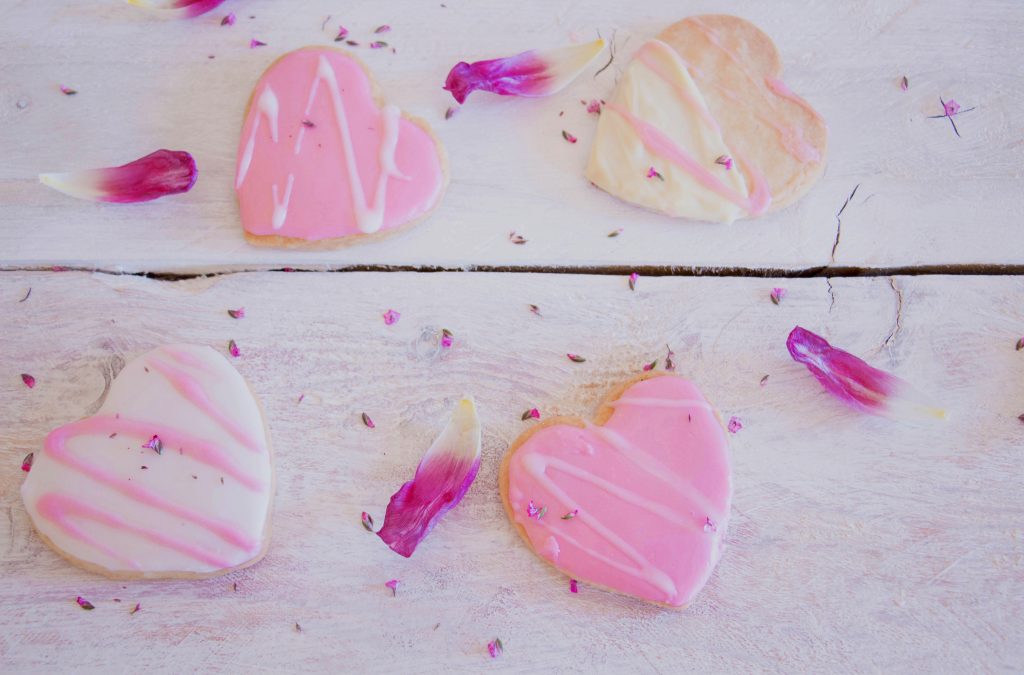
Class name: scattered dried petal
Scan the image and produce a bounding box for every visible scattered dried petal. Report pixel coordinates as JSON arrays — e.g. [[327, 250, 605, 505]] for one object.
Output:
[[585, 99, 602, 114], [664, 345, 676, 371], [727, 416, 743, 434], [302, 119, 316, 128], [943, 99, 961, 117], [1016, 337, 1024, 351], [76, 596, 95, 610], [526, 500, 547, 520], [126, 0, 227, 18], [130, 603, 141, 615], [642, 359, 657, 372], [250, 39, 267, 49], [714, 155, 733, 170], [561, 130, 578, 144], [383, 309, 400, 325], [228, 339, 241, 358], [361, 511, 375, 531], [760, 374, 770, 386], [646, 166, 664, 181], [487, 638, 504, 658], [787, 326, 946, 422], [21, 373, 36, 389], [376, 398, 482, 557], [59, 85, 77, 96], [295, 622, 302, 632], [142, 434, 163, 455], [39, 149, 197, 203], [374, 25, 391, 34], [444, 39, 605, 104], [508, 231, 528, 245], [370, 41, 388, 49], [561, 509, 578, 520], [521, 407, 540, 421], [770, 287, 787, 305], [362, 412, 376, 428], [441, 328, 454, 349], [900, 75, 909, 91], [346, 40, 360, 47], [385, 579, 399, 596], [334, 25, 349, 41], [566, 353, 586, 363], [569, 578, 579, 593], [607, 228, 623, 238], [444, 106, 458, 120], [227, 307, 245, 319], [628, 272, 638, 291], [220, 12, 235, 26], [703, 516, 717, 533], [528, 304, 541, 316], [21, 452, 34, 473]]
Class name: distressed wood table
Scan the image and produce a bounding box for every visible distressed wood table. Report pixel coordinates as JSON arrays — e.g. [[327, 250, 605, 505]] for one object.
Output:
[[1, 1, 1022, 673]]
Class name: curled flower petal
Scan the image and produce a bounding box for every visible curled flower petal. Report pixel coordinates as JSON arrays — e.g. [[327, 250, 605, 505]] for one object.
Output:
[[646, 166, 664, 181], [362, 412, 376, 428], [21, 373, 36, 388], [569, 578, 579, 593], [376, 397, 482, 557], [487, 638, 503, 658], [585, 99, 602, 114], [142, 434, 163, 455], [22, 452, 34, 472], [628, 272, 638, 291], [441, 328, 454, 349], [787, 326, 946, 422], [383, 309, 400, 325], [126, 0, 227, 18], [385, 579, 399, 595], [521, 407, 540, 421], [727, 416, 743, 434], [250, 38, 267, 49], [76, 596, 95, 610], [361, 511, 375, 531], [59, 85, 77, 96], [220, 12, 235, 26], [228, 339, 241, 358], [770, 287, 786, 305], [567, 353, 586, 363], [715, 155, 734, 170], [39, 149, 197, 203], [443, 38, 605, 104], [943, 99, 961, 117]]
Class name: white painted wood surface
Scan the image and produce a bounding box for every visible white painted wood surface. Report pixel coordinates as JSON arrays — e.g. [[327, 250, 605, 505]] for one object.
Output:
[[1, 271, 1022, 672], [1, 0, 1022, 272]]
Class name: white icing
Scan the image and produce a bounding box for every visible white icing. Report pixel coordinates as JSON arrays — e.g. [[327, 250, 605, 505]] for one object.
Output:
[[236, 85, 280, 189], [20, 344, 273, 576], [271, 174, 295, 230]]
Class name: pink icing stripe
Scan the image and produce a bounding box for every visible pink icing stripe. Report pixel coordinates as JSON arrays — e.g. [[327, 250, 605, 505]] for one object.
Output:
[[148, 355, 264, 454], [686, 19, 822, 164], [606, 101, 770, 215], [44, 415, 262, 552], [633, 41, 722, 134], [36, 493, 234, 570]]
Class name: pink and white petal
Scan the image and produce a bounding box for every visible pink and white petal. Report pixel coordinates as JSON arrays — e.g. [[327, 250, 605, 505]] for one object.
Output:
[[126, 0, 227, 18], [39, 150, 197, 203], [443, 39, 605, 104], [376, 397, 482, 557], [787, 326, 945, 423]]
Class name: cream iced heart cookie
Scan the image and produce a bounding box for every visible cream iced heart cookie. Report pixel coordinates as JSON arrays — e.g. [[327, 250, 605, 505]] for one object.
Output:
[[500, 373, 731, 607], [20, 345, 273, 579], [236, 47, 448, 248], [586, 15, 827, 223]]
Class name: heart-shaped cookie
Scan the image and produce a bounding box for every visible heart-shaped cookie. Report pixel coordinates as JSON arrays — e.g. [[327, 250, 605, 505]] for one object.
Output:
[[586, 15, 827, 223], [500, 374, 731, 607], [21, 345, 273, 579], [235, 47, 448, 247]]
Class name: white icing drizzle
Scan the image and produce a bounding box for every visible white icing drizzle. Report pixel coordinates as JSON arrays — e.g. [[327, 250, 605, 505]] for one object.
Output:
[[521, 452, 679, 598], [585, 422, 721, 522], [293, 126, 306, 155], [236, 86, 280, 189], [307, 54, 406, 234], [272, 174, 295, 230]]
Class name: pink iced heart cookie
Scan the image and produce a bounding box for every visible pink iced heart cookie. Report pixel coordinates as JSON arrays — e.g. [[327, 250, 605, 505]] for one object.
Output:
[[500, 374, 731, 607], [235, 47, 448, 248], [20, 345, 273, 579]]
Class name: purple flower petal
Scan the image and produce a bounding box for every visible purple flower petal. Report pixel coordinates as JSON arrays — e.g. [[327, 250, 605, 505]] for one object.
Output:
[[39, 149, 197, 203], [727, 416, 743, 434], [787, 326, 946, 422], [127, 0, 227, 18], [376, 398, 482, 557], [443, 39, 604, 104], [383, 309, 400, 325]]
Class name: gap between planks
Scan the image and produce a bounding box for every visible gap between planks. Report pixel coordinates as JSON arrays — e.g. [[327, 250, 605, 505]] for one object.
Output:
[[2, 262, 1023, 281]]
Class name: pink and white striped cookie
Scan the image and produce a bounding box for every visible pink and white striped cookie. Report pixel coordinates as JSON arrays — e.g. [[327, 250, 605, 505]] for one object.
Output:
[[21, 345, 273, 579]]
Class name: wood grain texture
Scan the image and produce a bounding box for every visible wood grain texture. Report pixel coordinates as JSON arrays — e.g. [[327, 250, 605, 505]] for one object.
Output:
[[1, 271, 1022, 672], [1, 0, 1022, 273]]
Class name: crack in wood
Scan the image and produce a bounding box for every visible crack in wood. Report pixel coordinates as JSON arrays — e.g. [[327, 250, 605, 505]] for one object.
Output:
[[826, 278, 836, 313], [831, 184, 861, 264], [882, 277, 904, 349]]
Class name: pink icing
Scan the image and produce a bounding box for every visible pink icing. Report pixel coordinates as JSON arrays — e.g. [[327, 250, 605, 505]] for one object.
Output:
[[40, 414, 263, 564], [236, 48, 444, 241], [606, 102, 770, 216], [506, 376, 731, 606]]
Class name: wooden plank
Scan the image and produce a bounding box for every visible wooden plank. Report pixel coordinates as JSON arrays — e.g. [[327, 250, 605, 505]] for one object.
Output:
[[1, 0, 1021, 273], [1, 270, 1021, 672]]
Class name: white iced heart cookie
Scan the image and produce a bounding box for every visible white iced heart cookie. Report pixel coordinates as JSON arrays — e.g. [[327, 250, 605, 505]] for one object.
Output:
[[586, 15, 828, 223], [20, 345, 273, 579]]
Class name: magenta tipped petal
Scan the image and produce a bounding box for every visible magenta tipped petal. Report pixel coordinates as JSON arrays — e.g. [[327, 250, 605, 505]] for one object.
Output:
[[443, 39, 604, 104], [40, 149, 197, 203], [127, 0, 227, 18], [376, 398, 482, 557], [787, 326, 945, 422]]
